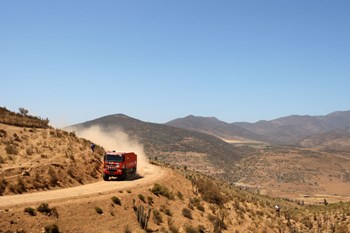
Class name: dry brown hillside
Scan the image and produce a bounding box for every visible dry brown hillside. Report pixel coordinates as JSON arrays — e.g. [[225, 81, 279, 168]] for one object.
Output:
[[230, 145, 350, 204], [0, 107, 104, 195], [1, 166, 350, 233]]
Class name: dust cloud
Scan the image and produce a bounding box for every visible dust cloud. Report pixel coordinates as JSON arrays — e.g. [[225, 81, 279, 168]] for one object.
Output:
[[71, 125, 153, 176]]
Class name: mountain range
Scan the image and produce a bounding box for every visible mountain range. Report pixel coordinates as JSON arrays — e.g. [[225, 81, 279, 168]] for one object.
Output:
[[167, 110, 350, 149]]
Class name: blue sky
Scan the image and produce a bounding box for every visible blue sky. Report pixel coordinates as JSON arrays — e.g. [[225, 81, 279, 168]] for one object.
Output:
[[1, 1, 349, 127]]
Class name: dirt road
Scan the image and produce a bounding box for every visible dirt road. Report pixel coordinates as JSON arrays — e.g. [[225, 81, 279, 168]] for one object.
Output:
[[0, 164, 166, 208]]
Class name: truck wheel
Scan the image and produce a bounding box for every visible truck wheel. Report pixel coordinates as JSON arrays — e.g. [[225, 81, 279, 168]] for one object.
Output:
[[103, 174, 109, 181], [121, 170, 127, 180]]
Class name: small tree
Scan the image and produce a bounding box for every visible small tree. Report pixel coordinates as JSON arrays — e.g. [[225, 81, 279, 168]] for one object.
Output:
[[19, 107, 29, 116]]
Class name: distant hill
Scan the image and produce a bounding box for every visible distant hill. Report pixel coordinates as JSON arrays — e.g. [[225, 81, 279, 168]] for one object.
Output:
[[300, 126, 350, 151], [68, 114, 246, 176], [166, 110, 350, 146], [166, 115, 268, 142], [234, 110, 350, 145]]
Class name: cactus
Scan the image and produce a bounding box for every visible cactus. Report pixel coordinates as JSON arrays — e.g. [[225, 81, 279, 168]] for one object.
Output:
[[135, 202, 151, 230]]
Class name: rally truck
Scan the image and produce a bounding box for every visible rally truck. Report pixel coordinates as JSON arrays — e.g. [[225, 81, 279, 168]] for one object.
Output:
[[102, 151, 137, 181]]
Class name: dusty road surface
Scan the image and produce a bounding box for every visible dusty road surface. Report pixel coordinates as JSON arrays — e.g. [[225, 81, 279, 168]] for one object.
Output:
[[0, 164, 166, 208]]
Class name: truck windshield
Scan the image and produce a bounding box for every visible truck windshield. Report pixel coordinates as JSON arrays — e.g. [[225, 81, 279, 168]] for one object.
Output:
[[105, 154, 124, 162]]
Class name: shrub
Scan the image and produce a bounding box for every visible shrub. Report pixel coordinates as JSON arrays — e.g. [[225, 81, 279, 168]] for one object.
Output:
[[44, 223, 60, 233], [5, 144, 18, 155], [26, 148, 34, 156], [48, 167, 58, 186], [153, 209, 163, 225], [0, 129, 7, 137], [124, 225, 132, 233], [169, 223, 179, 233], [37, 203, 51, 215], [150, 183, 175, 200], [184, 224, 199, 233], [95, 206, 103, 214], [24, 207, 36, 216], [195, 178, 226, 206], [177, 191, 184, 200], [182, 208, 192, 219], [197, 204, 205, 212], [50, 207, 59, 218], [190, 197, 205, 212], [147, 196, 154, 205], [15, 176, 26, 194], [0, 178, 7, 195], [111, 196, 122, 205], [160, 205, 172, 216], [138, 194, 146, 203]]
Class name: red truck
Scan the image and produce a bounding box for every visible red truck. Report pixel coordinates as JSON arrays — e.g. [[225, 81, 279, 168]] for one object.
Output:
[[102, 151, 137, 181]]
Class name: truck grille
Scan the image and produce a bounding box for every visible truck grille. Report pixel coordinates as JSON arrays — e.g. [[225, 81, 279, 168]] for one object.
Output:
[[107, 166, 117, 171]]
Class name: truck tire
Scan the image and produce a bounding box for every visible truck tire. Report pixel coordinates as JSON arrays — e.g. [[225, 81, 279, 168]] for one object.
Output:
[[132, 167, 137, 175], [103, 174, 109, 181], [120, 170, 127, 180]]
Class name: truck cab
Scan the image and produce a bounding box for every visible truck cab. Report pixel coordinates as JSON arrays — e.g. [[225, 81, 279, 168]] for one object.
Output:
[[102, 151, 137, 181]]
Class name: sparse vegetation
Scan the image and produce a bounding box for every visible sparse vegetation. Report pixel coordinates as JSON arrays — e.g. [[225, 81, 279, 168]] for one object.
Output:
[[0, 107, 49, 128], [24, 207, 36, 216], [0, 178, 7, 195], [194, 178, 226, 206], [37, 203, 52, 215], [138, 194, 146, 203], [150, 183, 175, 200], [153, 209, 163, 225], [184, 224, 199, 233], [160, 204, 172, 216], [5, 144, 19, 155], [134, 203, 151, 230], [44, 223, 60, 233], [124, 225, 132, 233], [147, 196, 154, 205], [95, 206, 103, 214], [111, 196, 122, 205], [182, 207, 192, 219]]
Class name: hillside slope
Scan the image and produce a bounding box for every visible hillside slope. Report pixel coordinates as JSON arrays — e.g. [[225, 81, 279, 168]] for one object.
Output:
[[68, 114, 246, 176], [1, 167, 349, 233], [300, 127, 350, 151], [0, 108, 104, 196]]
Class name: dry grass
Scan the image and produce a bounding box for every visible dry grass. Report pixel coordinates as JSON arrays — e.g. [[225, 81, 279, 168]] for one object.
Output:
[[0, 107, 49, 128], [0, 121, 104, 195]]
